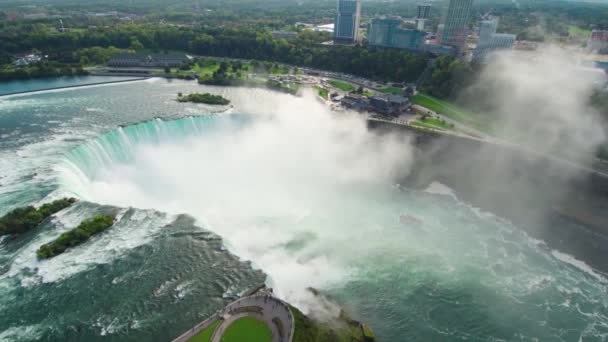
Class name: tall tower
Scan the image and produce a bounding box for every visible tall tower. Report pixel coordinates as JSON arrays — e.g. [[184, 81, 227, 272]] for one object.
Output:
[[416, 3, 431, 30], [334, 0, 362, 44], [478, 17, 498, 46], [440, 0, 473, 52]]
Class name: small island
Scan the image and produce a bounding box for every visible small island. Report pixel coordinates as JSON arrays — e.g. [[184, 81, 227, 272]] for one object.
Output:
[[0, 198, 77, 237], [177, 93, 230, 105], [36, 214, 115, 259]]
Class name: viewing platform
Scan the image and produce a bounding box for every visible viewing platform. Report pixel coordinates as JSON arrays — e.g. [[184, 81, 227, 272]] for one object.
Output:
[[172, 287, 294, 342]]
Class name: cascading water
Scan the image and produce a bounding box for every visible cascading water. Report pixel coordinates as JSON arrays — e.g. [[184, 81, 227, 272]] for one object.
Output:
[[56, 114, 250, 199], [55, 109, 608, 342], [1, 79, 607, 341]]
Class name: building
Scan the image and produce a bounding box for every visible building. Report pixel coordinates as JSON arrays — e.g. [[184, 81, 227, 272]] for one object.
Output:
[[369, 94, 410, 115], [589, 30, 608, 54], [368, 18, 426, 51], [417, 3, 431, 19], [334, 0, 362, 44], [478, 18, 499, 45], [421, 43, 455, 56], [416, 3, 431, 30], [271, 31, 298, 40], [107, 54, 192, 68], [439, 0, 474, 52], [13, 54, 42, 66], [474, 18, 515, 61], [473, 33, 515, 60], [341, 95, 369, 111]]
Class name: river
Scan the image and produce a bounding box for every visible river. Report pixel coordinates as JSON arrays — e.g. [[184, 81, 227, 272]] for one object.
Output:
[[0, 77, 606, 341]]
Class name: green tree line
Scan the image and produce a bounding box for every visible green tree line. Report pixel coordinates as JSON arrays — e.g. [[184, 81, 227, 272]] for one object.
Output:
[[0, 23, 429, 83]]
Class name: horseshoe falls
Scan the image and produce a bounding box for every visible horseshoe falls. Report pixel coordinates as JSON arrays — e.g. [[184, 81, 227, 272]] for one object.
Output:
[[0, 78, 607, 342]]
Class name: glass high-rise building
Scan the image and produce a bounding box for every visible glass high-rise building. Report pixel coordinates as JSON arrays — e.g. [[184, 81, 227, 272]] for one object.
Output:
[[474, 17, 515, 61], [334, 0, 362, 44], [478, 18, 499, 46], [440, 0, 473, 51], [417, 4, 431, 19], [368, 18, 426, 50]]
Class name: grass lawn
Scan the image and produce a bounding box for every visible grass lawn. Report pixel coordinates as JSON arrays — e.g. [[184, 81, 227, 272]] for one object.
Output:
[[187, 320, 221, 342], [377, 87, 403, 94], [568, 25, 591, 38], [412, 117, 453, 131], [192, 63, 219, 75], [423, 117, 453, 129], [362, 90, 375, 97], [411, 93, 492, 133], [269, 65, 290, 74], [328, 80, 355, 92], [221, 317, 272, 342], [411, 121, 442, 130], [315, 86, 329, 99]]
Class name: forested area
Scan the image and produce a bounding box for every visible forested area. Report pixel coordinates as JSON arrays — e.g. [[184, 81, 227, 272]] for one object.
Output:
[[0, 23, 429, 82]]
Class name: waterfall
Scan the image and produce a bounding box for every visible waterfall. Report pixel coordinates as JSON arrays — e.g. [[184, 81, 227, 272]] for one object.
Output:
[[55, 114, 250, 198]]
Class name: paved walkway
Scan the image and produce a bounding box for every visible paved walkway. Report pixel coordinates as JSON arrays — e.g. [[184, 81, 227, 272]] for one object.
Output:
[[210, 295, 294, 342]]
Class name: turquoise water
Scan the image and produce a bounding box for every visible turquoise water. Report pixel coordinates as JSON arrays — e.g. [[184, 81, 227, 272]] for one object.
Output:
[[0, 76, 140, 95], [1, 78, 607, 341]]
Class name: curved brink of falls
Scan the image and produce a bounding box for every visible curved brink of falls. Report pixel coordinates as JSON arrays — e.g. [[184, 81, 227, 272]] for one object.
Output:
[[53, 113, 608, 342]]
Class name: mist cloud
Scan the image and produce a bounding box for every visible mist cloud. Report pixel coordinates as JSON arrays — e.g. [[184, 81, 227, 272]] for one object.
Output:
[[66, 88, 414, 314], [462, 46, 606, 164]]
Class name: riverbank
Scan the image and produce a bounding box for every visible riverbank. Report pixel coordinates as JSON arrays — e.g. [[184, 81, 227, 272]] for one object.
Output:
[[0, 76, 148, 97]]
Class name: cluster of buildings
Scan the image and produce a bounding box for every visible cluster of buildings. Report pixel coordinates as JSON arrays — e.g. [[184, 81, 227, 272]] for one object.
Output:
[[589, 30, 608, 54], [339, 93, 412, 116], [332, 0, 516, 60], [12, 53, 42, 66]]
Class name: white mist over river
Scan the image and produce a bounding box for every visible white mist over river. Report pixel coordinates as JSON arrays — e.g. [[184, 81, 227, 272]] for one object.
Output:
[[0, 78, 607, 341]]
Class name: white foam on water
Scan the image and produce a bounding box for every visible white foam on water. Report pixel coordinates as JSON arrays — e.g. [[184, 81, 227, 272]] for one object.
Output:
[[423, 181, 457, 199], [54, 91, 414, 313], [50, 89, 608, 326], [551, 250, 607, 282], [2, 205, 174, 286], [0, 324, 43, 341]]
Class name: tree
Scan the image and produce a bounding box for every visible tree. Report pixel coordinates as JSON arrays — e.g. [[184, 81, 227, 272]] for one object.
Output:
[[130, 38, 144, 50], [164, 66, 170, 73]]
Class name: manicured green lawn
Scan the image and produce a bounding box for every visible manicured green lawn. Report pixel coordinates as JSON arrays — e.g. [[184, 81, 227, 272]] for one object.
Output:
[[377, 87, 403, 94], [188, 320, 221, 342], [423, 117, 453, 129], [411, 93, 492, 133], [568, 25, 591, 38], [412, 117, 453, 131], [221, 317, 272, 342], [315, 86, 329, 99], [269, 65, 289, 74], [411, 121, 442, 130], [328, 80, 354, 92], [362, 90, 374, 97], [192, 63, 219, 75]]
